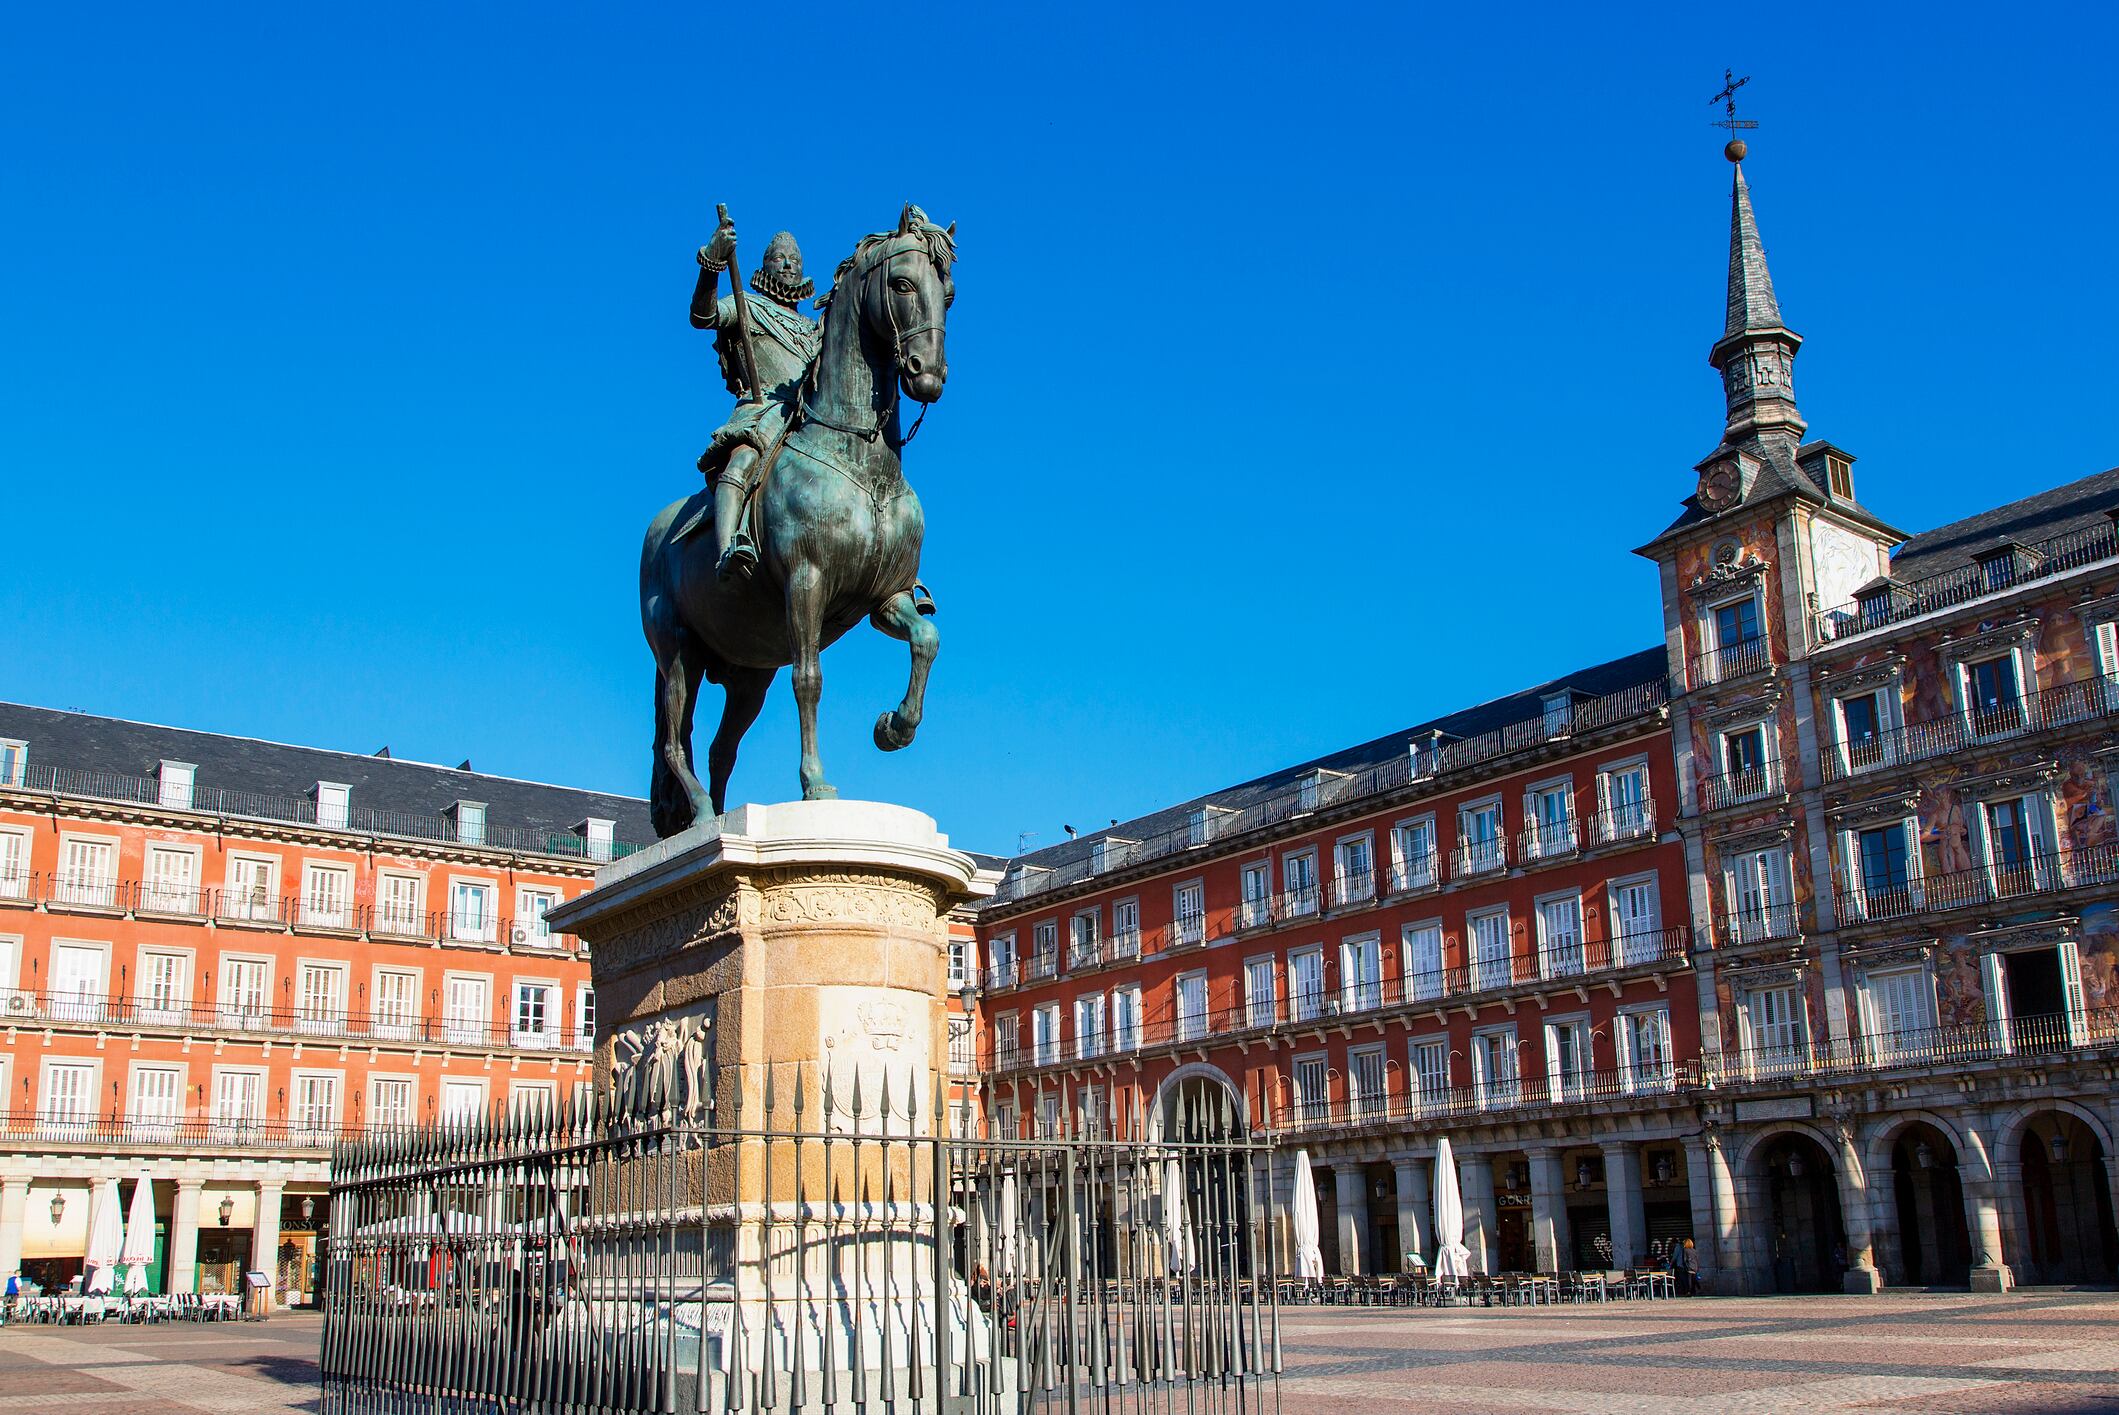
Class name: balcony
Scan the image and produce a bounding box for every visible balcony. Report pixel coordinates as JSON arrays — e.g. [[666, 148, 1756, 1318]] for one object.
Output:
[[1, 987, 593, 1053], [1168, 914, 1205, 951], [1814, 515, 2119, 643], [1275, 884, 1320, 921], [1838, 842, 2119, 925], [1517, 817, 1578, 863], [1236, 896, 1273, 931], [1451, 837, 1507, 878], [49, 871, 121, 911], [1274, 1059, 1696, 1135], [1721, 901, 1802, 947], [1329, 869, 1375, 909], [1699, 760, 1783, 812], [1387, 853, 1439, 893], [1822, 673, 2119, 784], [1067, 936, 1101, 971], [0, 1111, 392, 1154], [1586, 799, 1657, 847], [985, 958, 1018, 990], [1025, 950, 1058, 982], [1688, 636, 1772, 690], [1706, 1008, 2119, 1089], [1109, 926, 1142, 961]]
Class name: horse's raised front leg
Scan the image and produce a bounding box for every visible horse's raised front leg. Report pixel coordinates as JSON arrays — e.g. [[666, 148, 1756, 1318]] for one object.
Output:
[[784, 559, 837, 800], [705, 665, 775, 816], [869, 590, 938, 752]]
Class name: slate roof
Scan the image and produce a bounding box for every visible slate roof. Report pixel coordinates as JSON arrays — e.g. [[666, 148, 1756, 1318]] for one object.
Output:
[[1724, 163, 1784, 339], [992, 647, 1666, 886], [0, 701, 654, 853], [1885, 466, 2119, 584]]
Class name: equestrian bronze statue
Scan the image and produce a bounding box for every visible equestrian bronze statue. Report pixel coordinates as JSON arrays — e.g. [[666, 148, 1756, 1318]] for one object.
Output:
[[640, 203, 955, 836]]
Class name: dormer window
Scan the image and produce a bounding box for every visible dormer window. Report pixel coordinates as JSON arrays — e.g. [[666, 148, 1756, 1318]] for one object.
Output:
[[1541, 692, 1573, 736], [577, 817, 616, 862], [315, 781, 351, 830], [1976, 547, 2018, 594], [451, 800, 488, 846], [157, 760, 196, 809], [1825, 452, 1854, 500], [1089, 838, 1134, 874], [0, 739, 25, 787], [1855, 584, 1894, 630]]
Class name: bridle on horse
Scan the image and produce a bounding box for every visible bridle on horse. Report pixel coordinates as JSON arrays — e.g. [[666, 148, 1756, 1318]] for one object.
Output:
[[796, 232, 946, 447]]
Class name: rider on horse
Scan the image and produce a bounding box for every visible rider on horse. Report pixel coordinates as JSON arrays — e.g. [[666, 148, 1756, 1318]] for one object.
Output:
[[687, 211, 819, 583]]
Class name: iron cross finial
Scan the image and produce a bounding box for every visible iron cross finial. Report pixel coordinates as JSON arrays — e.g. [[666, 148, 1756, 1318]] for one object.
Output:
[[1711, 69, 1758, 161]]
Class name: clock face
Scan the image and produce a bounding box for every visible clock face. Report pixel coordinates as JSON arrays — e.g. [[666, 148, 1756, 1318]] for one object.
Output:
[[1698, 460, 1741, 512]]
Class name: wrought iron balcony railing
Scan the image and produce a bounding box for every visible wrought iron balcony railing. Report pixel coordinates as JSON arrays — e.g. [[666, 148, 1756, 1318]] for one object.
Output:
[[1687, 636, 1771, 690], [1704, 1008, 2119, 1088], [1822, 673, 2119, 784], [1836, 841, 2119, 925], [1275, 1061, 1696, 1134], [1451, 837, 1507, 877], [1720, 901, 1802, 947], [1387, 852, 1439, 893], [1, 987, 593, 1054], [1698, 759, 1784, 812], [1814, 516, 2119, 643], [1585, 798, 1657, 846], [1517, 816, 1578, 862], [1329, 869, 1375, 907]]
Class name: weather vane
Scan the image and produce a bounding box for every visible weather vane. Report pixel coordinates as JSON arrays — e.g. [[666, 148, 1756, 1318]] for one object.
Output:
[[1711, 68, 1758, 162]]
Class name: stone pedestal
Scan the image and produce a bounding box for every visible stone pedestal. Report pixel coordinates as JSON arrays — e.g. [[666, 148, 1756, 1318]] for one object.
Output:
[[547, 800, 999, 1407]]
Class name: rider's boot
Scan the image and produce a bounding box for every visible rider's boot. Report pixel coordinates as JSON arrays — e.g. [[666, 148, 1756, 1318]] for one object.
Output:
[[713, 454, 759, 583]]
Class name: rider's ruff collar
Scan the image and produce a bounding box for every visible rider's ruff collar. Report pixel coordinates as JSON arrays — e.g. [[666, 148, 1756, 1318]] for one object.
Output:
[[751, 267, 815, 304]]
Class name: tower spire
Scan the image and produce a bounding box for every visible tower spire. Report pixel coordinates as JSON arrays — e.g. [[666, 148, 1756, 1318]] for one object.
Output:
[[1707, 133, 1804, 447], [1724, 164, 1784, 338]]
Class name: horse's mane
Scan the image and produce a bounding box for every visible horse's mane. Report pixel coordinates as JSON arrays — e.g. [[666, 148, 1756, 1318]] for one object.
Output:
[[817, 218, 955, 313]]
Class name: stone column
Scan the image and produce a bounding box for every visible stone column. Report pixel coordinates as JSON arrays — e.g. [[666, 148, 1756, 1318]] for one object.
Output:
[[1833, 1123, 1881, 1293], [1601, 1141, 1644, 1270], [253, 1181, 284, 1305], [1688, 1131, 1740, 1289], [1957, 1115, 2013, 1293], [1459, 1154, 1496, 1274], [0, 1177, 27, 1282], [1333, 1166, 1367, 1275], [168, 1180, 203, 1296], [1527, 1148, 1569, 1273], [1393, 1155, 1429, 1270]]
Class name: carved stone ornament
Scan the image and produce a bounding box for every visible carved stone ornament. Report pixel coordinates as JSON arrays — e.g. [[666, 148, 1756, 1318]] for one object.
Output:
[[1845, 938, 1938, 972], [1726, 960, 1807, 989], [1938, 616, 2039, 664], [757, 869, 943, 934], [1826, 789, 1923, 825], [610, 999, 716, 1129], [1969, 917, 2080, 954], [1814, 653, 1906, 693], [1700, 684, 1783, 730], [1712, 818, 1796, 855], [1958, 760, 2062, 801], [593, 882, 748, 974], [1686, 551, 1771, 600]]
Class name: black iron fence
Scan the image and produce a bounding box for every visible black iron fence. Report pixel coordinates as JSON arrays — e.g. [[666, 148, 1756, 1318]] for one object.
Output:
[[321, 1069, 1282, 1414]]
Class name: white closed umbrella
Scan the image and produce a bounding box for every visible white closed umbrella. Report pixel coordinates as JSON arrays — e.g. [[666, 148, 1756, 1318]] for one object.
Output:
[[995, 1171, 1018, 1277], [1290, 1150, 1325, 1280], [1432, 1137, 1472, 1279], [83, 1177, 125, 1295], [1163, 1159, 1195, 1274], [120, 1174, 157, 1295]]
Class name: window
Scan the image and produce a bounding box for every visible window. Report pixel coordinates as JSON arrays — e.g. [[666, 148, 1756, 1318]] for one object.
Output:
[[222, 854, 278, 923], [516, 888, 561, 946], [213, 1068, 265, 1140], [1716, 723, 1774, 803], [1112, 984, 1141, 1050], [1186, 809, 1212, 847], [1545, 1016, 1592, 1100], [0, 739, 25, 787], [143, 846, 199, 914], [1862, 966, 1934, 1060], [1349, 1046, 1387, 1118], [1391, 816, 1437, 890], [1975, 794, 2055, 897], [1089, 838, 1129, 873], [1741, 984, 1806, 1074], [1077, 1082, 1106, 1137], [1851, 822, 1915, 918], [137, 950, 188, 1025], [1037, 1093, 1061, 1139], [56, 836, 117, 907], [1288, 948, 1325, 1022], [1403, 922, 1444, 1001], [1293, 1055, 1329, 1123], [131, 1065, 183, 1139], [444, 975, 491, 1045], [376, 873, 424, 936], [2094, 618, 2119, 709], [1836, 689, 1891, 773], [292, 1073, 340, 1141], [453, 801, 488, 846], [1282, 851, 1319, 916], [373, 969, 419, 1040], [1332, 835, 1374, 905], [450, 880, 498, 943], [1340, 934, 1382, 1012], [1458, 801, 1504, 874], [1963, 653, 2026, 737], [988, 932, 1017, 988], [1524, 782, 1575, 858], [1611, 877, 1663, 965], [1173, 883, 1204, 947], [1826, 452, 1855, 499], [296, 963, 348, 1036], [1073, 993, 1105, 1059], [41, 1060, 96, 1137], [510, 1080, 558, 1117], [1410, 1039, 1450, 1110], [218, 956, 270, 1030], [0, 828, 27, 899], [1297, 773, 1321, 812], [1471, 1028, 1518, 1109], [513, 981, 558, 1048], [1597, 763, 1652, 842], [50, 940, 109, 1022], [1468, 907, 1511, 991], [1111, 898, 1140, 956], [1711, 595, 1764, 675], [1542, 691, 1574, 736], [1245, 957, 1278, 1029], [1176, 972, 1207, 1041], [947, 935, 972, 990], [1032, 1003, 1061, 1064], [440, 1079, 486, 1121], [993, 1102, 1018, 1139], [1617, 1007, 1674, 1092], [1030, 921, 1059, 979], [1535, 893, 1584, 977], [1069, 910, 1100, 968], [576, 986, 596, 1051], [303, 863, 354, 929], [1725, 847, 1795, 943], [157, 761, 195, 808], [370, 1077, 414, 1131], [315, 782, 352, 830], [994, 1013, 1020, 1064], [1239, 863, 1271, 928]]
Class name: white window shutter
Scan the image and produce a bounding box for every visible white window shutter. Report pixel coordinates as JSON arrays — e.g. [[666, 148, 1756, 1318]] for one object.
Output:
[[2058, 940, 2088, 1045], [1903, 818, 1927, 906], [1838, 830, 1864, 922], [1966, 803, 1993, 893], [1980, 951, 2011, 1053]]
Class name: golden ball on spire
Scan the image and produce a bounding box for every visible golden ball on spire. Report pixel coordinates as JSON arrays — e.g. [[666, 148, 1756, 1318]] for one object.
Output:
[[1724, 138, 1748, 163]]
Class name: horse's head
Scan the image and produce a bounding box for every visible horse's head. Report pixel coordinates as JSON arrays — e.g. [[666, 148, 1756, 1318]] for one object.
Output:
[[836, 204, 955, 404]]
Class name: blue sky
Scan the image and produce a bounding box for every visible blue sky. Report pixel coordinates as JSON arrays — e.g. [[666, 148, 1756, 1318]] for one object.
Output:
[[4, 4, 2115, 856]]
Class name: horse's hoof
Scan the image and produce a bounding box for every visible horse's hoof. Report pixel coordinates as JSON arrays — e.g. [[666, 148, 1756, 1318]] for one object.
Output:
[[874, 711, 917, 752], [803, 783, 839, 801]]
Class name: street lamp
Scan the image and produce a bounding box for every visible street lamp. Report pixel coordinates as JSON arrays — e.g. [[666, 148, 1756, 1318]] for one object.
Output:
[[300, 1196, 316, 1222], [218, 1195, 234, 1227], [2051, 1134, 2068, 1162], [49, 1192, 64, 1225]]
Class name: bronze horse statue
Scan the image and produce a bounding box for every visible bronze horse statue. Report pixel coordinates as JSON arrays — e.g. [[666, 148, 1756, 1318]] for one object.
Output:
[[640, 206, 955, 835]]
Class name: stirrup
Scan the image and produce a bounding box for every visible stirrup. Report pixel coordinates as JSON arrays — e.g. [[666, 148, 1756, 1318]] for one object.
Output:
[[911, 581, 935, 616], [717, 535, 758, 584]]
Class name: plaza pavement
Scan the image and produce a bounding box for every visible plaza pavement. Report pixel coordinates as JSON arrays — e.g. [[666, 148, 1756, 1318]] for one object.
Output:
[[2, 1292, 2117, 1413]]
